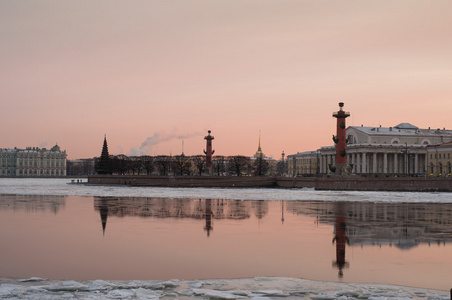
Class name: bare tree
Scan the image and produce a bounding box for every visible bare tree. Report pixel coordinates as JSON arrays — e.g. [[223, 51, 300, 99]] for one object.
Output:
[[228, 155, 250, 176], [252, 156, 270, 176], [141, 156, 155, 175], [173, 155, 192, 175], [192, 155, 206, 175], [213, 155, 226, 176], [155, 156, 172, 175]]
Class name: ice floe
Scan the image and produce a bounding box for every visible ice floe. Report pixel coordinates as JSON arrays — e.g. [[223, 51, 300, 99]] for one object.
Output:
[[0, 277, 448, 300]]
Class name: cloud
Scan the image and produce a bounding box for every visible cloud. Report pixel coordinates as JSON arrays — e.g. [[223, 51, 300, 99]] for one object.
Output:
[[127, 131, 202, 156]]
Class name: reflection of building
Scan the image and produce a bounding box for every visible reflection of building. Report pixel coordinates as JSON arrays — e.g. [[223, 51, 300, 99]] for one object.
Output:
[[0, 195, 66, 214], [286, 200, 452, 279], [426, 141, 452, 176], [93, 198, 269, 235], [286, 201, 452, 248], [0, 145, 67, 176]]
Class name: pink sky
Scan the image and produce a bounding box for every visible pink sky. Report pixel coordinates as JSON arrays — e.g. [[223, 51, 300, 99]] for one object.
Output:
[[1, 1, 451, 159]]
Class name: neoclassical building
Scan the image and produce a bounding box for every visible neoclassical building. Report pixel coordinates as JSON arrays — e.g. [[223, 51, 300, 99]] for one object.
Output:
[[286, 151, 319, 176], [319, 123, 452, 176], [426, 141, 452, 176], [0, 144, 67, 177]]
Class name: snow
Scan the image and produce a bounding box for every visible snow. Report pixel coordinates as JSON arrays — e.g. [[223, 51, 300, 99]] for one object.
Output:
[[1, 178, 451, 299], [0, 277, 448, 300], [1, 178, 452, 203]]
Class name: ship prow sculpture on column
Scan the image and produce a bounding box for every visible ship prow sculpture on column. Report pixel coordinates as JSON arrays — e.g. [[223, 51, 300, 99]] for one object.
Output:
[[330, 102, 353, 176]]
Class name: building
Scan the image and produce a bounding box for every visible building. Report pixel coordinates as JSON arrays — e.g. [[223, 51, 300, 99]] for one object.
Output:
[[0, 144, 67, 177], [286, 151, 319, 177], [319, 123, 452, 176], [426, 141, 452, 176]]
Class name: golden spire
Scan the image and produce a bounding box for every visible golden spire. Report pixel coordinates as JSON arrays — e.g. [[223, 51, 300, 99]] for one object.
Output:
[[258, 130, 262, 151]]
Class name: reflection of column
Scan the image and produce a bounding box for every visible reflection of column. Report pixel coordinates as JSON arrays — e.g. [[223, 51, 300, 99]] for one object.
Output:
[[333, 202, 349, 278], [281, 201, 285, 224], [204, 199, 213, 237]]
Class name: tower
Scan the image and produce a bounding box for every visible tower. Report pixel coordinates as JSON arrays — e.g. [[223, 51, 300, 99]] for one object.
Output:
[[331, 102, 350, 175], [204, 130, 215, 174], [254, 130, 264, 158]]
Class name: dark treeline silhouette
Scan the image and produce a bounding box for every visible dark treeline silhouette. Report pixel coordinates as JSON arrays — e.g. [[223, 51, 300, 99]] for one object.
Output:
[[88, 154, 274, 176]]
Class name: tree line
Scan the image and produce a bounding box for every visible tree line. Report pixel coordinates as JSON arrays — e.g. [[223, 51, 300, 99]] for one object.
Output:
[[80, 154, 274, 177]]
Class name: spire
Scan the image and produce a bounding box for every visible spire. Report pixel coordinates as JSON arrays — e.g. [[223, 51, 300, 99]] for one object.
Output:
[[258, 130, 262, 151], [254, 130, 264, 158]]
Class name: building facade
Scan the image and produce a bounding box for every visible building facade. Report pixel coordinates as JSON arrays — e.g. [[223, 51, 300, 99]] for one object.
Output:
[[0, 144, 67, 177], [426, 141, 452, 176], [286, 151, 319, 176], [319, 123, 452, 176]]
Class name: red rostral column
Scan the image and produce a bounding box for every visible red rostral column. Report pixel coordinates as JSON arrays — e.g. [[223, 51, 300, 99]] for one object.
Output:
[[332, 102, 350, 175], [204, 130, 215, 171]]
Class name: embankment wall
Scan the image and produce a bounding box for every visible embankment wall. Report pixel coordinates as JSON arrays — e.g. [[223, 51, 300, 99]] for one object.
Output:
[[87, 175, 452, 191]]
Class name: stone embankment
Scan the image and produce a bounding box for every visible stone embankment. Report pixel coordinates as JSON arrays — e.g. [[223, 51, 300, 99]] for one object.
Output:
[[88, 175, 452, 191]]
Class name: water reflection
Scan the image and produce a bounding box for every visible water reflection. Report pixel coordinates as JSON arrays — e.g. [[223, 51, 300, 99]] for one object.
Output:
[[94, 197, 269, 237], [2, 194, 452, 288], [0, 194, 65, 214]]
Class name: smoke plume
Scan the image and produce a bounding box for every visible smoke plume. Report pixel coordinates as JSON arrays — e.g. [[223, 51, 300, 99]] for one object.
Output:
[[127, 131, 202, 156]]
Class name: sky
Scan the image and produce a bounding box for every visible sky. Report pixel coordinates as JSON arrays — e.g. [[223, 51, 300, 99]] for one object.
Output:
[[1, 1, 451, 160]]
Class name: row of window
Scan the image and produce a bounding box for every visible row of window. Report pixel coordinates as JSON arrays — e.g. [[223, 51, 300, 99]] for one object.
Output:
[[0, 169, 65, 176], [429, 162, 452, 175], [0, 162, 64, 167], [430, 153, 451, 159]]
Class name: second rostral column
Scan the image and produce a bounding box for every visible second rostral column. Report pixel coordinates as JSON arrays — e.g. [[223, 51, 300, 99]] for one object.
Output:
[[204, 130, 215, 175], [331, 102, 350, 176]]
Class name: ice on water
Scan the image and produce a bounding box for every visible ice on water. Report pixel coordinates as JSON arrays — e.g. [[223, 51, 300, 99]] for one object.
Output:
[[1, 178, 451, 299], [1, 178, 452, 203], [0, 277, 449, 300]]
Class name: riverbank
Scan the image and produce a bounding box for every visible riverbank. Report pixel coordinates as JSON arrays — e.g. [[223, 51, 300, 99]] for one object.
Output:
[[87, 175, 452, 192]]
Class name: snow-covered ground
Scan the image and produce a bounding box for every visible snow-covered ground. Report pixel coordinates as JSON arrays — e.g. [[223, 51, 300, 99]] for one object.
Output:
[[0, 276, 449, 300], [1, 178, 452, 203], [1, 178, 451, 299]]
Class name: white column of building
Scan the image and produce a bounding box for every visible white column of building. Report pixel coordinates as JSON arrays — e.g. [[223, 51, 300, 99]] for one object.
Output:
[[414, 154, 419, 174], [394, 153, 398, 174], [355, 153, 360, 173], [373, 152, 377, 174], [384, 153, 388, 174], [362, 153, 367, 174], [319, 156, 323, 174]]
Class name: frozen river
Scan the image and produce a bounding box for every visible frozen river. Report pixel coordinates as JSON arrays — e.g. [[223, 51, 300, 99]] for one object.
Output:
[[0, 178, 450, 299]]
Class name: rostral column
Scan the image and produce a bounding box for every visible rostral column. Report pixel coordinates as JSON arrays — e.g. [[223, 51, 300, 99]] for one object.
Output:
[[204, 130, 215, 175], [332, 102, 350, 175]]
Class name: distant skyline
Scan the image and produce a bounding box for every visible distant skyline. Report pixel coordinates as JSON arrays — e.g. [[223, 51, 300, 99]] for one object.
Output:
[[1, 1, 451, 159]]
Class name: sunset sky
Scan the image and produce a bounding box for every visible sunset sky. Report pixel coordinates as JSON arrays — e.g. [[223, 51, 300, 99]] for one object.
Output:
[[1, 1, 451, 159]]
